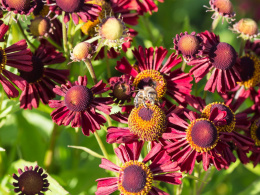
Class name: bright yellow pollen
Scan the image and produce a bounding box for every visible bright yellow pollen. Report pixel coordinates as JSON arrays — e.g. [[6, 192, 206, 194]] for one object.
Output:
[[186, 118, 219, 152], [0, 48, 7, 74], [237, 54, 260, 88], [128, 104, 167, 141], [133, 70, 167, 99], [251, 119, 260, 146], [118, 160, 153, 195], [201, 102, 236, 133]]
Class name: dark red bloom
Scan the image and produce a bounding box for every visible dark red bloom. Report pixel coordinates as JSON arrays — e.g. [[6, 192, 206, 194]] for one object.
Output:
[[1, 0, 37, 15], [116, 46, 192, 105], [0, 20, 8, 42], [245, 39, 260, 57], [0, 39, 33, 98], [49, 76, 113, 136], [136, 0, 164, 14], [47, 0, 101, 24], [96, 141, 182, 195], [19, 41, 69, 109], [187, 30, 241, 93]]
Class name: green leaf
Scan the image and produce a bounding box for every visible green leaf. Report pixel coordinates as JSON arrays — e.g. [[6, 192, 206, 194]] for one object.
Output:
[[239, 177, 260, 195]]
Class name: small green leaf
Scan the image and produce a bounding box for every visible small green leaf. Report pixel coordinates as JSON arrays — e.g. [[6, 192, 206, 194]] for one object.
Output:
[[68, 145, 105, 159]]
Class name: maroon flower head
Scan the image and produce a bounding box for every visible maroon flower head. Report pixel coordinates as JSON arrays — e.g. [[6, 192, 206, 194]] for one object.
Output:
[[0, 39, 33, 98], [1, 0, 37, 15], [96, 141, 182, 195], [245, 39, 260, 56], [49, 76, 113, 136], [116, 46, 192, 105], [19, 41, 69, 109], [47, 0, 102, 24], [188, 31, 241, 93], [12, 165, 49, 195]]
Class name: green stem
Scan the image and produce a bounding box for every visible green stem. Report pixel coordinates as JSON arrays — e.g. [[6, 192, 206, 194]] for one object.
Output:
[[197, 167, 212, 195], [94, 131, 109, 160], [17, 20, 36, 50], [43, 124, 61, 171], [211, 16, 221, 32], [3, 13, 14, 49], [85, 35, 102, 43], [84, 60, 98, 84], [142, 15, 155, 44], [92, 41, 103, 60], [105, 47, 111, 78], [46, 37, 63, 51], [62, 12, 68, 54], [239, 39, 246, 57], [181, 60, 186, 72]]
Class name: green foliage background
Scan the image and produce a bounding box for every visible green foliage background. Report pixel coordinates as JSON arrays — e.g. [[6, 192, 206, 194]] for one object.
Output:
[[0, 0, 260, 194]]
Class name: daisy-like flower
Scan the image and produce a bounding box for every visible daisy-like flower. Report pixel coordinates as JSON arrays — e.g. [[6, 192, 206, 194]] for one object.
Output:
[[0, 39, 33, 98], [173, 31, 203, 61], [163, 109, 236, 173], [49, 75, 113, 136], [204, 0, 236, 24], [47, 0, 102, 24], [19, 41, 69, 109], [96, 141, 182, 195], [187, 30, 241, 93], [116, 46, 192, 105], [1, 0, 37, 16], [107, 103, 184, 143], [230, 18, 260, 40], [108, 75, 135, 104], [28, 16, 53, 38], [136, 0, 164, 14], [12, 165, 49, 195]]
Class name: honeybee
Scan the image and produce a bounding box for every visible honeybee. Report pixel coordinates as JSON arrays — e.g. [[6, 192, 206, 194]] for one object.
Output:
[[134, 86, 158, 108]]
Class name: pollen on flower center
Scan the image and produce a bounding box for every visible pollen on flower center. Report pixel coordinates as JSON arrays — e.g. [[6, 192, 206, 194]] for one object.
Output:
[[202, 102, 236, 132], [186, 119, 219, 152], [178, 35, 200, 57], [209, 42, 237, 70], [251, 119, 260, 146], [19, 56, 44, 83], [5, 0, 31, 11], [56, 0, 84, 12], [128, 104, 167, 141], [64, 85, 93, 112], [118, 161, 153, 194], [0, 48, 7, 74], [134, 70, 167, 99], [29, 16, 51, 37]]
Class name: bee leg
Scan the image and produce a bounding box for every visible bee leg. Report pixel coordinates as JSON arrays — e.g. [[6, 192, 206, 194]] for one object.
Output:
[[142, 99, 147, 108]]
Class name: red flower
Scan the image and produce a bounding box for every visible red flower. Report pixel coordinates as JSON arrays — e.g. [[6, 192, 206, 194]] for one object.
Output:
[[136, 0, 164, 14], [187, 30, 241, 93], [19, 40, 69, 109], [49, 76, 113, 136], [1, 0, 37, 15], [116, 46, 192, 105], [0, 39, 32, 98], [96, 141, 182, 195]]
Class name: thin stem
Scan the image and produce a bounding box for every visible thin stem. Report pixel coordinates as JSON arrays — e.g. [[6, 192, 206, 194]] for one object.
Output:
[[181, 60, 187, 72], [46, 37, 63, 51], [84, 59, 98, 84], [92, 41, 103, 60], [44, 124, 61, 171], [197, 167, 212, 195], [85, 35, 102, 43], [176, 182, 183, 195], [239, 39, 246, 57], [62, 12, 68, 54], [3, 13, 14, 49], [17, 20, 36, 50], [93, 131, 109, 160], [105, 47, 111, 78], [211, 16, 221, 32]]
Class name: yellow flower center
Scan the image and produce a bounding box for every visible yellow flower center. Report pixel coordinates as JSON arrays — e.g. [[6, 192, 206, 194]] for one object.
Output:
[[0, 48, 7, 74]]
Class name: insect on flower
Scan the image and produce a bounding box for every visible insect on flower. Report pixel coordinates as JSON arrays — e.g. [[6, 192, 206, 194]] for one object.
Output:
[[134, 86, 158, 108]]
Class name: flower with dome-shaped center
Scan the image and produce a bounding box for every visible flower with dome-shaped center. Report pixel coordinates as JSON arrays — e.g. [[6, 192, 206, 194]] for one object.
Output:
[[116, 46, 192, 105], [49, 76, 113, 136], [0, 39, 33, 98], [47, 0, 101, 24], [204, 0, 236, 24], [96, 141, 182, 195], [12, 165, 49, 195], [1, 0, 37, 15], [187, 30, 241, 93], [19, 40, 69, 109]]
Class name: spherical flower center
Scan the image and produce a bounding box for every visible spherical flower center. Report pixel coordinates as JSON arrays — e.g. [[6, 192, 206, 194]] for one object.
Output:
[[251, 119, 260, 146], [186, 119, 219, 152], [236, 18, 258, 36], [128, 104, 167, 141], [209, 42, 237, 70], [238, 54, 260, 88], [133, 70, 167, 99], [113, 83, 131, 101], [100, 17, 124, 40], [212, 0, 233, 15], [72, 42, 93, 61], [202, 102, 236, 132], [18, 171, 44, 194], [5, 0, 31, 11], [19, 56, 44, 83], [118, 161, 153, 194], [0, 48, 7, 74], [29, 16, 51, 37], [64, 85, 93, 112], [56, 0, 84, 13], [178, 35, 200, 57]]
